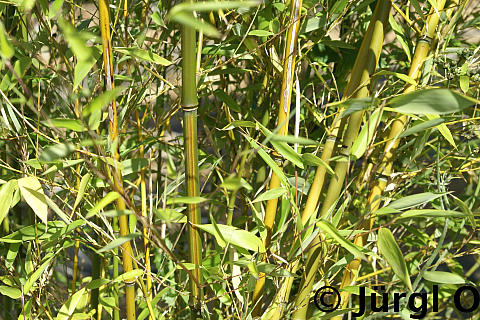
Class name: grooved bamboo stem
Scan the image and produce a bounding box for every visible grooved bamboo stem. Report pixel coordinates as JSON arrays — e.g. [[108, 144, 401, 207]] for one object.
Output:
[[251, 0, 303, 315], [181, 0, 203, 316], [290, 2, 391, 319], [98, 1, 136, 319], [336, 0, 448, 313]]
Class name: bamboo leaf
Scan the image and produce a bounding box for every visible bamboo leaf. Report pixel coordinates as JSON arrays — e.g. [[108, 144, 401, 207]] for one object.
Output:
[[398, 209, 468, 219], [56, 288, 86, 320], [82, 87, 124, 117], [155, 208, 187, 223], [252, 187, 286, 203], [248, 30, 274, 37], [425, 114, 456, 148], [39, 143, 76, 162], [399, 118, 445, 138], [24, 253, 54, 294], [351, 108, 382, 159], [316, 220, 366, 260], [195, 223, 265, 252], [18, 177, 48, 224], [0, 180, 17, 225], [302, 153, 335, 175], [423, 271, 465, 284], [389, 88, 479, 115], [214, 89, 241, 112], [42, 118, 86, 132], [98, 233, 141, 253], [86, 192, 120, 218], [387, 192, 444, 210], [113, 269, 143, 283], [0, 285, 21, 299], [168, 12, 220, 37], [166, 196, 207, 205], [257, 122, 304, 169], [242, 133, 287, 185], [115, 47, 172, 66], [377, 228, 412, 291], [73, 173, 91, 213], [0, 22, 14, 59]]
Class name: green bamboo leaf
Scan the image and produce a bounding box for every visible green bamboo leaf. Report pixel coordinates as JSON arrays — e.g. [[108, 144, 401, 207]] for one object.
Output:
[[18, 177, 48, 225], [242, 133, 287, 185], [248, 30, 274, 37], [97, 233, 141, 253], [257, 123, 304, 169], [166, 196, 207, 205], [195, 223, 265, 252], [210, 214, 227, 248], [121, 158, 148, 175], [114, 47, 172, 66], [155, 208, 187, 223], [389, 88, 479, 115], [48, 0, 64, 18], [74, 58, 98, 90], [169, 1, 258, 14], [399, 118, 445, 138], [270, 135, 317, 145], [387, 192, 444, 210], [220, 120, 256, 130], [0, 285, 21, 299], [388, 15, 411, 62], [73, 173, 91, 213], [398, 209, 468, 219], [375, 70, 416, 85], [425, 114, 456, 148], [86, 192, 120, 218], [82, 87, 124, 117], [24, 253, 54, 294], [252, 187, 286, 203], [168, 12, 220, 37], [39, 143, 76, 162], [302, 153, 335, 175], [0, 23, 14, 59], [423, 271, 465, 284], [377, 228, 412, 291], [452, 195, 476, 227], [214, 90, 241, 112], [42, 118, 86, 132], [0, 180, 17, 225], [86, 278, 110, 290], [351, 108, 383, 159], [56, 288, 86, 320], [113, 269, 143, 283], [220, 177, 252, 191], [316, 220, 366, 260]]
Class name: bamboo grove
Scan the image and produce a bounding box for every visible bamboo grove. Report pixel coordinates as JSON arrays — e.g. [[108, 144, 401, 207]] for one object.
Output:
[[0, 0, 479, 319]]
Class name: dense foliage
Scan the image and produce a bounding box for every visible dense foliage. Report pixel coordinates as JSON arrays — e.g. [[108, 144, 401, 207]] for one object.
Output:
[[0, 0, 479, 319]]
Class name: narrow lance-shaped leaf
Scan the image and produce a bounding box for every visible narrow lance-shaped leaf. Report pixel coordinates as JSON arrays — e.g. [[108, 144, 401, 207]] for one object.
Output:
[[377, 228, 412, 291], [18, 177, 48, 224]]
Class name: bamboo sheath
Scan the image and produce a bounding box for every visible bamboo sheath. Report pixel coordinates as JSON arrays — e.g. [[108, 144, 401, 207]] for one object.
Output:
[[181, 0, 203, 316], [335, 0, 448, 314], [251, 0, 303, 315], [98, 1, 136, 320]]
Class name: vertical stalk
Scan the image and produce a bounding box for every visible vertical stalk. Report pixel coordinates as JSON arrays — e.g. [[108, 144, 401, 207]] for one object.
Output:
[[251, 0, 303, 315], [136, 109, 153, 320], [290, 2, 391, 319], [181, 0, 203, 316], [98, 1, 136, 320], [336, 0, 448, 312]]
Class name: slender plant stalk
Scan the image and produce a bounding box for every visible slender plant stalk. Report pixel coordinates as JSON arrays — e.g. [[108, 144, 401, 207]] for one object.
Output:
[[99, 1, 136, 319], [136, 109, 153, 320], [335, 0, 448, 313], [251, 0, 303, 315], [289, 2, 391, 319], [181, 0, 203, 316]]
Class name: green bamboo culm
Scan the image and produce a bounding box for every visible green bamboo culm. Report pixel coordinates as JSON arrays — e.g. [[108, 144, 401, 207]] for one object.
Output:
[[250, 0, 303, 315], [181, 0, 203, 317], [98, 1, 136, 319], [291, 1, 392, 319], [335, 0, 450, 314]]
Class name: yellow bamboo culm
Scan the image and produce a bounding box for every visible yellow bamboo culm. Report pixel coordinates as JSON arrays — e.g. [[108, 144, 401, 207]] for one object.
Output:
[[335, 0, 448, 315], [98, 1, 136, 319], [251, 0, 303, 316]]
